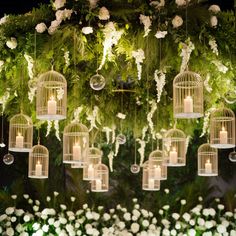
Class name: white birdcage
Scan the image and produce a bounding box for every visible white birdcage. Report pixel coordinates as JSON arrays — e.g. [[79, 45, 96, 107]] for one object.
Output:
[[91, 163, 109, 192], [173, 71, 203, 119], [162, 128, 186, 167], [28, 144, 49, 179], [63, 122, 89, 167], [36, 70, 67, 120], [8, 113, 33, 152], [210, 108, 235, 149], [198, 143, 218, 176]]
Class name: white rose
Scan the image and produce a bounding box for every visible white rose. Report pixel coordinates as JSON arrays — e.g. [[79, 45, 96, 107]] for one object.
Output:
[[116, 112, 126, 119], [131, 222, 140, 233], [35, 23, 47, 33], [210, 16, 218, 28], [172, 15, 183, 28], [188, 229, 196, 236], [6, 37, 17, 49], [123, 212, 131, 221], [175, 0, 187, 6], [88, 0, 99, 9], [53, 0, 66, 10], [182, 213, 190, 222], [6, 227, 14, 236], [98, 7, 110, 20], [82, 26, 93, 35], [180, 199, 186, 205], [155, 30, 167, 39], [5, 207, 14, 215], [54, 191, 59, 197], [217, 224, 226, 233], [142, 219, 149, 228], [23, 215, 30, 222], [208, 5, 221, 14], [0, 15, 8, 25]]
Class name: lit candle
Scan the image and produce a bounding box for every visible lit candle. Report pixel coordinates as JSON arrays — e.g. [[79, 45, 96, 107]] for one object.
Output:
[[154, 165, 161, 179], [47, 96, 57, 115], [73, 143, 81, 161], [205, 159, 212, 174], [95, 179, 102, 191], [169, 147, 178, 164], [148, 179, 155, 189], [88, 164, 94, 179], [184, 96, 193, 113], [219, 127, 228, 144], [16, 133, 24, 148], [35, 161, 42, 176]]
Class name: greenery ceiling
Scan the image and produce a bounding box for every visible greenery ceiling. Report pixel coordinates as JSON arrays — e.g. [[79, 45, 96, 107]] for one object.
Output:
[[0, 0, 235, 211]]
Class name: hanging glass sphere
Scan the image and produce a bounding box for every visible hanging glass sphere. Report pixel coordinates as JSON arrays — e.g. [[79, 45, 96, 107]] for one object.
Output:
[[3, 153, 14, 165], [229, 151, 236, 162], [90, 73, 106, 91], [130, 164, 140, 174], [116, 134, 126, 144]]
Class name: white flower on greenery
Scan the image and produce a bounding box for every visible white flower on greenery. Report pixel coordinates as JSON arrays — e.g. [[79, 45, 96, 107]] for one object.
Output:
[[15, 209, 24, 217], [33, 205, 39, 212], [6, 37, 17, 49], [155, 30, 167, 39], [5, 207, 14, 215], [60, 204, 67, 210], [0, 15, 8, 25], [172, 15, 183, 28], [163, 205, 170, 211], [88, 0, 99, 9], [46, 196, 51, 202], [217, 224, 226, 233], [225, 211, 233, 217], [23, 215, 30, 222], [6, 228, 14, 236], [212, 60, 228, 73], [171, 229, 177, 236], [124, 212, 131, 221], [56, 9, 73, 22], [141, 209, 149, 217], [54, 191, 59, 197], [98, 7, 110, 20], [218, 204, 225, 210], [131, 222, 140, 233], [197, 217, 205, 226], [35, 23, 47, 33], [205, 221, 214, 229], [181, 199, 186, 205], [53, 0, 66, 10], [82, 26, 93, 35], [210, 16, 218, 28], [209, 37, 218, 55], [10, 216, 16, 222], [132, 198, 138, 203], [209, 5, 221, 13], [182, 213, 191, 222], [175, 0, 187, 6], [136, 138, 146, 166], [132, 49, 145, 80], [102, 213, 110, 221], [142, 219, 149, 228], [188, 229, 196, 236], [133, 209, 141, 218], [116, 112, 126, 119], [189, 219, 195, 226], [139, 14, 152, 37], [198, 196, 203, 202], [164, 188, 170, 194], [33, 223, 40, 231], [159, 209, 164, 215], [162, 219, 170, 228], [172, 213, 180, 220], [154, 70, 165, 104], [162, 228, 170, 236]]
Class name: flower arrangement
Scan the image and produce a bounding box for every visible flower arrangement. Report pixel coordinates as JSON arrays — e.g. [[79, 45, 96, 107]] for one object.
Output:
[[1, 194, 236, 236]]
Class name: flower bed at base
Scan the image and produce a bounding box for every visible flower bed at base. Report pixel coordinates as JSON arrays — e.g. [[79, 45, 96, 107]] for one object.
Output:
[[0, 194, 236, 236]]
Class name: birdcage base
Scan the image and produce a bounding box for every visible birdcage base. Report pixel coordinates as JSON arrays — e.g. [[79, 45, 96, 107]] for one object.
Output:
[[210, 144, 235, 149], [166, 163, 185, 167], [71, 163, 84, 168], [9, 147, 32, 152], [64, 160, 86, 167], [198, 173, 218, 177], [91, 189, 108, 192], [37, 114, 66, 121], [142, 188, 160, 191], [175, 112, 203, 119], [28, 175, 48, 179]]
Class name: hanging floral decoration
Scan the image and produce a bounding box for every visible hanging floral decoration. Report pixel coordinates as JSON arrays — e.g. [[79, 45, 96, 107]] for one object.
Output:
[[154, 69, 166, 103], [132, 49, 145, 80]]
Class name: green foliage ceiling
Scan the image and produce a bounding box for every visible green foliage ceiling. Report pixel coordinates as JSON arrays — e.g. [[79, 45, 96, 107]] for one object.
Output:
[[0, 0, 235, 141]]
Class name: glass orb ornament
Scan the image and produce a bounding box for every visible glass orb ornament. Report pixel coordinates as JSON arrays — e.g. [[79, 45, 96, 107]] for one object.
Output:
[[229, 151, 236, 162], [130, 164, 140, 174], [90, 73, 106, 91], [116, 134, 126, 144], [3, 153, 14, 165]]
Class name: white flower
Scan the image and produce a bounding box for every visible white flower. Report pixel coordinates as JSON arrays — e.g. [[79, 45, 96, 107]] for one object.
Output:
[[103, 213, 110, 221], [132, 198, 138, 203], [123, 212, 131, 221], [6, 37, 17, 49], [172, 15, 183, 28], [209, 37, 218, 55], [5, 207, 14, 215], [53, 0, 66, 10], [56, 9, 73, 22], [6, 228, 14, 236], [60, 204, 67, 210], [208, 5, 221, 13], [54, 191, 59, 197], [132, 49, 145, 80], [197, 217, 205, 226], [141, 209, 149, 217], [23, 215, 30, 222], [163, 205, 170, 210], [70, 196, 76, 202], [83, 204, 88, 209], [205, 221, 214, 229], [159, 209, 164, 215], [161, 219, 170, 227], [210, 16, 218, 28], [217, 224, 226, 233], [98, 7, 110, 20], [88, 0, 99, 9], [198, 196, 203, 202], [0, 15, 8, 25], [162, 229, 170, 236], [116, 112, 126, 119], [132, 209, 141, 218], [181, 199, 186, 205], [155, 30, 167, 39], [35, 23, 47, 33], [134, 204, 140, 209], [48, 218, 55, 225], [218, 204, 225, 210], [164, 188, 169, 194], [171, 229, 177, 236], [189, 219, 195, 226], [139, 14, 152, 37], [118, 221, 125, 230], [188, 229, 196, 236], [10, 216, 16, 222], [172, 213, 180, 220], [33, 205, 39, 212], [175, 0, 187, 6], [46, 196, 51, 202], [15, 209, 24, 217], [33, 223, 40, 231], [82, 26, 93, 35], [42, 225, 49, 232], [131, 222, 140, 233], [142, 219, 149, 228]]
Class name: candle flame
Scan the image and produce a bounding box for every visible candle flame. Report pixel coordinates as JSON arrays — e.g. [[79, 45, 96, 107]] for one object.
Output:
[[17, 132, 21, 136], [37, 161, 40, 165], [222, 127, 225, 131], [207, 159, 210, 164], [172, 147, 176, 152], [50, 96, 55, 101], [186, 95, 192, 99]]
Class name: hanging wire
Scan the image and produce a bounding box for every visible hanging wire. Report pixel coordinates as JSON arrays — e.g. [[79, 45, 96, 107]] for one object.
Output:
[[37, 128, 40, 144], [134, 97, 137, 164], [1, 111, 4, 144]]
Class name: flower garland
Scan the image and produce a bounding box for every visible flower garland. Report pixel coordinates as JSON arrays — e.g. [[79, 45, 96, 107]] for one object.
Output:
[[24, 54, 34, 79], [86, 106, 100, 131], [0, 90, 10, 111], [154, 69, 166, 103], [139, 14, 152, 37], [209, 37, 219, 56], [136, 138, 146, 166], [204, 73, 213, 93], [147, 100, 157, 139], [200, 107, 216, 137], [108, 150, 114, 172], [212, 60, 228, 74], [132, 49, 145, 80]]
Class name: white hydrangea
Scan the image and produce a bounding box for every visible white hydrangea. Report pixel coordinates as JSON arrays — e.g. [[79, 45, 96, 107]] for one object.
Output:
[[53, 0, 66, 10], [210, 16, 218, 28], [6, 37, 17, 49], [82, 26, 93, 35], [98, 7, 110, 20], [175, 0, 187, 6], [132, 49, 145, 80], [172, 15, 183, 28], [142, 219, 149, 228], [155, 30, 167, 39], [208, 5, 221, 14], [139, 14, 152, 37], [131, 222, 140, 233], [35, 23, 47, 33]]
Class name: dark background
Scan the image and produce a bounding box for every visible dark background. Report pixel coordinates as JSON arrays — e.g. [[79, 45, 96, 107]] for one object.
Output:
[[0, 0, 234, 16]]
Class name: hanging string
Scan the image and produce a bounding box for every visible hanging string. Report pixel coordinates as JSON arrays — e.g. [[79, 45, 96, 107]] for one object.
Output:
[[37, 128, 40, 144], [73, 28, 76, 74], [1, 111, 4, 144], [134, 98, 137, 164]]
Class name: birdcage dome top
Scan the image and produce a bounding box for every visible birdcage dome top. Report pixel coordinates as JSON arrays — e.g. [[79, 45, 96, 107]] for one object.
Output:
[[173, 71, 202, 89], [10, 113, 33, 125], [64, 122, 89, 134], [149, 150, 162, 160], [164, 128, 186, 139], [31, 144, 48, 155], [94, 163, 108, 171], [198, 143, 217, 153], [211, 108, 235, 120]]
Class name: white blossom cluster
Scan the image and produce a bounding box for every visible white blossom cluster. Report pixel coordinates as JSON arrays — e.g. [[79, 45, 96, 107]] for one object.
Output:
[[212, 60, 228, 74], [147, 100, 157, 139], [139, 14, 152, 37], [209, 37, 219, 56], [200, 107, 216, 137], [154, 69, 166, 103], [132, 49, 145, 80], [0, 194, 236, 235]]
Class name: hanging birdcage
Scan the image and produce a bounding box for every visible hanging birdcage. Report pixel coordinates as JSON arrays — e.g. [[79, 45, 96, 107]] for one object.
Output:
[[91, 163, 109, 192], [210, 108, 235, 149], [63, 122, 89, 167], [198, 143, 218, 176], [36, 70, 67, 120], [162, 128, 186, 167], [83, 147, 102, 181], [28, 144, 49, 179], [173, 71, 203, 119], [148, 150, 167, 180], [8, 113, 33, 152], [142, 160, 161, 191]]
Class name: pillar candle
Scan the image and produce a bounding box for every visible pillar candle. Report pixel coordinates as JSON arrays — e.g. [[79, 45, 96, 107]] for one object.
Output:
[[96, 179, 102, 190], [184, 96, 193, 113], [88, 164, 94, 179], [47, 96, 57, 115], [169, 147, 178, 164], [154, 165, 161, 179], [219, 127, 228, 144], [16, 133, 24, 148], [148, 179, 155, 189], [205, 159, 212, 174], [73, 143, 81, 161], [35, 161, 42, 176]]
